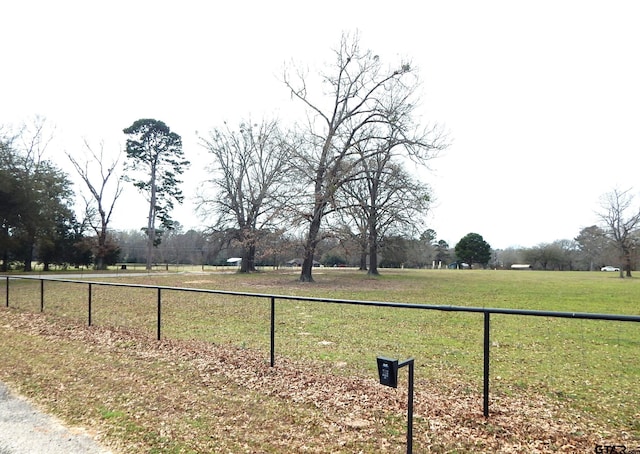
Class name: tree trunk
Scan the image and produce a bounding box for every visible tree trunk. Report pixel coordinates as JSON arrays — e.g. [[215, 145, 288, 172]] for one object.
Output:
[[146, 169, 157, 271], [300, 204, 324, 282], [23, 241, 34, 272], [94, 230, 107, 270], [625, 254, 633, 278], [300, 227, 320, 282], [368, 242, 379, 276], [240, 247, 250, 273], [94, 255, 105, 271], [239, 244, 257, 273], [94, 245, 106, 270], [238, 226, 257, 273], [146, 227, 154, 270], [367, 207, 379, 276], [619, 247, 632, 278], [248, 244, 257, 271], [300, 254, 314, 282], [359, 252, 367, 271], [94, 250, 104, 270]]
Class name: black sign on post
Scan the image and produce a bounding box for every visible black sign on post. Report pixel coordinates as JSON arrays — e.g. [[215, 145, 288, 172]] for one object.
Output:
[[377, 356, 399, 388], [376, 356, 415, 454]]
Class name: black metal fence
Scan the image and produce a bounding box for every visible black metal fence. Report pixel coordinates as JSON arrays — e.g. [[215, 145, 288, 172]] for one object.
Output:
[[4, 275, 640, 417]]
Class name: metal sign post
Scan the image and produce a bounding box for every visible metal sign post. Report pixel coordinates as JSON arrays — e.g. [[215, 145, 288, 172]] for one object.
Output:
[[377, 356, 415, 454]]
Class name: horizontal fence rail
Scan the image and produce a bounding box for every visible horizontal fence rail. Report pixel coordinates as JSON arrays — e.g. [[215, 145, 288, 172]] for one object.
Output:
[[4, 275, 640, 418]]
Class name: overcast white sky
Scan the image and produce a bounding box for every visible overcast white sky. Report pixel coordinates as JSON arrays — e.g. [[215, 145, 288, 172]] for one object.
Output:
[[2, 1, 639, 249]]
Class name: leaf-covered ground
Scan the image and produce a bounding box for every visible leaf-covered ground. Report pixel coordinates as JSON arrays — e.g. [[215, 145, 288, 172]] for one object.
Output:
[[0, 308, 634, 453]]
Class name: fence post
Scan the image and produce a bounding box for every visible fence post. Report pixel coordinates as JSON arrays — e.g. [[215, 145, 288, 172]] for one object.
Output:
[[5, 276, 8, 308], [157, 288, 162, 341], [88, 283, 92, 326], [270, 296, 275, 367], [483, 311, 491, 417], [405, 359, 415, 454], [40, 279, 44, 313]]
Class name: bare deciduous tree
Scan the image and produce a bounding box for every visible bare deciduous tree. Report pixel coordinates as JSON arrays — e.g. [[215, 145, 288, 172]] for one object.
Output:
[[284, 32, 445, 282], [338, 155, 432, 275], [67, 139, 123, 269], [198, 119, 293, 272], [597, 188, 640, 277]]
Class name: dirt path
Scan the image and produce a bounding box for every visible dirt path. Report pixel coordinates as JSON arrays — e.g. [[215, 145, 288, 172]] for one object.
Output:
[[0, 382, 111, 454]]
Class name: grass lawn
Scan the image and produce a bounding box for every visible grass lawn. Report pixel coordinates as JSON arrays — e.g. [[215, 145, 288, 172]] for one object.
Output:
[[1, 268, 639, 452]]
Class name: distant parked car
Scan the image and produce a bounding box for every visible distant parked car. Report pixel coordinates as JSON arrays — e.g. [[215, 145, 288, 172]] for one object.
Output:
[[601, 266, 620, 272]]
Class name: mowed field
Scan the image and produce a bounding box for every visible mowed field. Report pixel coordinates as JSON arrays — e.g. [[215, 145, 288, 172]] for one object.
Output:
[[0, 268, 639, 453]]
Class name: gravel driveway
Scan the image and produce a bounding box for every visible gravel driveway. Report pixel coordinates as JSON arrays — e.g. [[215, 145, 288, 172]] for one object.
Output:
[[0, 382, 111, 454]]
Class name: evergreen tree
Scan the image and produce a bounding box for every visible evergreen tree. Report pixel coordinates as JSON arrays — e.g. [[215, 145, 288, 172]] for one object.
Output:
[[454, 233, 492, 268], [123, 119, 189, 270]]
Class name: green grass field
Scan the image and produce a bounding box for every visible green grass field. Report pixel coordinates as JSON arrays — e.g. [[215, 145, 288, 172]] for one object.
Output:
[[2, 268, 639, 452]]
